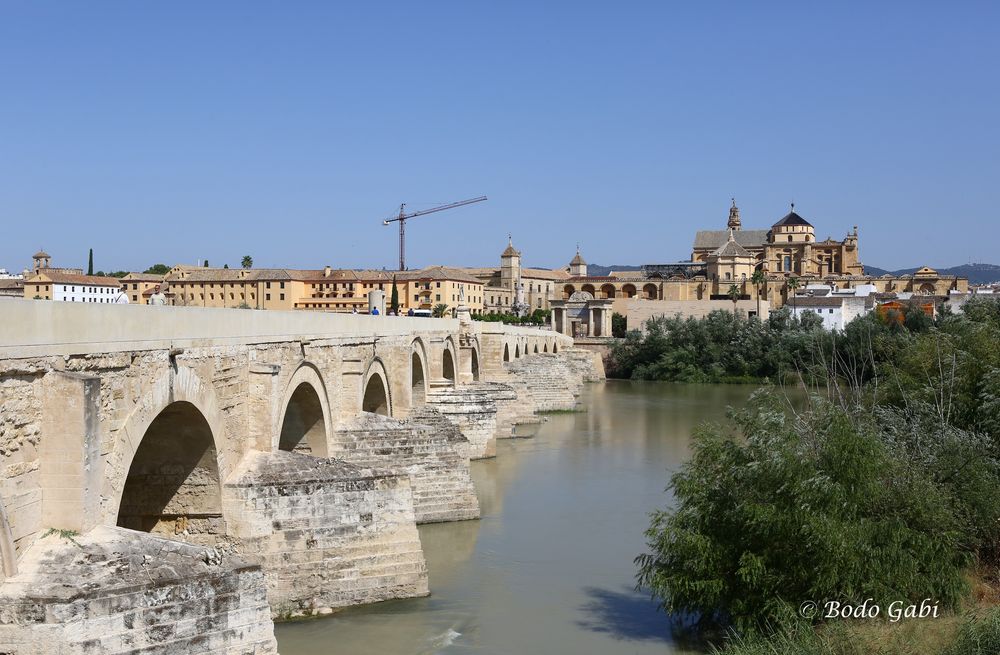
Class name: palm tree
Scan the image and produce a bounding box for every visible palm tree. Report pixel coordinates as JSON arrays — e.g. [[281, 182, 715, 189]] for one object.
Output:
[[751, 269, 766, 320], [727, 284, 742, 317], [241, 255, 253, 269], [787, 277, 800, 317], [432, 303, 449, 318]]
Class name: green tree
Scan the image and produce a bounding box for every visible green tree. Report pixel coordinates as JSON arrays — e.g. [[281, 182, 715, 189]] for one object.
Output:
[[87, 248, 93, 275], [241, 255, 253, 269], [750, 269, 766, 320], [612, 312, 627, 338], [636, 394, 975, 634], [390, 275, 399, 314], [203, 260, 209, 267], [728, 284, 742, 317], [143, 264, 170, 275], [787, 277, 800, 315], [432, 303, 449, 318]]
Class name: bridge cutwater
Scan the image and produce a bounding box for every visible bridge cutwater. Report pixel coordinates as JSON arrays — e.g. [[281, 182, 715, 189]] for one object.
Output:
[[0, 300, 603, 654]]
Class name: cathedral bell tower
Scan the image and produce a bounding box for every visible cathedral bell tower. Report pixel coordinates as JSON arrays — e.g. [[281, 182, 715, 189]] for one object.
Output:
[[727, 198, 741, 231]]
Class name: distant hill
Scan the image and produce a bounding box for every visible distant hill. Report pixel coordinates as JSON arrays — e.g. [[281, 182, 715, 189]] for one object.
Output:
[[587, 264, 643, 276], [864, 263, 1000, 285], [588, 262, 1000, 285]]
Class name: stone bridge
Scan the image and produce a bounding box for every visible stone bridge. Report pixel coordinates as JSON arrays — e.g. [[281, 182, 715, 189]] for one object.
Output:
[[0, 300, 603, 654]]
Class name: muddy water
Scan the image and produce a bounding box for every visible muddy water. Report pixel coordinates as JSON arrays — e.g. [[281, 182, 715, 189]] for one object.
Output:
[[276, 381, 757, 655]]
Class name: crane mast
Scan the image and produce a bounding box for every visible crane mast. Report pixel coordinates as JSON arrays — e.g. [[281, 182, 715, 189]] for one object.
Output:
[[382, 196, 487, 270]]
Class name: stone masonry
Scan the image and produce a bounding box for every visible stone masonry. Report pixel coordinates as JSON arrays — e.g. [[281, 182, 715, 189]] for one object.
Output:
[[0, 301, 597, 652]]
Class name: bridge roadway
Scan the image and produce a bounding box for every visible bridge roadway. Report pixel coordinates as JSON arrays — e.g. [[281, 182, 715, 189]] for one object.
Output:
[[0, 299, 603, 654]]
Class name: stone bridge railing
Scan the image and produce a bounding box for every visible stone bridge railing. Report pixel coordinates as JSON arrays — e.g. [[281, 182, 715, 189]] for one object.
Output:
[[0, 299, 602, 654]]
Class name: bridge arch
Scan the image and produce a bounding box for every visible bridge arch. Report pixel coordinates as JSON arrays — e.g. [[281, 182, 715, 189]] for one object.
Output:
[[543, 342, 549, 353], [362, 358, 392, 416], [117, 399, 224, 540], [470, 345, 480, 381], [514, 344, 520, 359], [411, 338, 429, 406], [503, 343, 510, 362], [442, 336, 458, 385], [533, 343, 539, 354], [276, 363, 331, 457], [107, 366, 229, 529]]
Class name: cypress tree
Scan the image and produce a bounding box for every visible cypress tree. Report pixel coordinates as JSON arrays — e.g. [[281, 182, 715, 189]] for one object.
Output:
[[87, 248, 93, 275], [390, 275, 399, 314]]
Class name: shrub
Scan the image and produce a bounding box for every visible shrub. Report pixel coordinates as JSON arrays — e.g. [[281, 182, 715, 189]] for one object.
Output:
[[636, 393, 973, 634]]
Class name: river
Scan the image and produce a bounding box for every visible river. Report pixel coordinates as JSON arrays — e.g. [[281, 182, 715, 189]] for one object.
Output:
[[275, 380, 758, 655]]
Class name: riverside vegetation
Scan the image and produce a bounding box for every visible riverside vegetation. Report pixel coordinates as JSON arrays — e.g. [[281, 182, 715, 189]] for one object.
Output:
[[617, 299, 1000, 654]]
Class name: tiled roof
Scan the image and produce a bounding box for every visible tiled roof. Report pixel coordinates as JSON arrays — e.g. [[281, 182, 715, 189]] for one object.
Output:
[[521, 267, 570, 281], [27, 272, 123, 286], [121, 273, 166, 282], [711, 237, 752, 258], [693, 229, 769, 250], [773, 211, 812, 228], [791, 296, 844, 307]]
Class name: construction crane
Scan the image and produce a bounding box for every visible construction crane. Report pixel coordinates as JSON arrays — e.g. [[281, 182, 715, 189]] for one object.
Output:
[[382, 196, 487, 270]]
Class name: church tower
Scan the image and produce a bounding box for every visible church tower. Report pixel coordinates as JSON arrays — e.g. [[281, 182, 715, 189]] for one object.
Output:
[[569, 246, 587, 277], [500, 236, 521, 291], [727, 198, 741, 231]]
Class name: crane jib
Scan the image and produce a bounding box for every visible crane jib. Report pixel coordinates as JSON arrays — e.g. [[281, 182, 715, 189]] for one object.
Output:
[[380, 196, 487, 270]]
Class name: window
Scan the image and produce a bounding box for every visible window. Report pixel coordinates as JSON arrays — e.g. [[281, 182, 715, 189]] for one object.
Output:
[[280, 282, 285, 289], [436, 282, 441, 288], [266, 293, 271, 301], [279, 293, 285, 301], [436, 294, 441, 301], [788, 235, 793, 242], [266, 282, 271, 289]]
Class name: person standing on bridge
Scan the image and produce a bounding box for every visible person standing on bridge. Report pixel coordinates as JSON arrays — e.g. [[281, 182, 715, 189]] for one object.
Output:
[[149, 285, 167, 306]]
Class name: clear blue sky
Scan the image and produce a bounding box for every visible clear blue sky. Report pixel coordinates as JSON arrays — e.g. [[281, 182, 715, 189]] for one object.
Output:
[[2, 1, 997, 273]]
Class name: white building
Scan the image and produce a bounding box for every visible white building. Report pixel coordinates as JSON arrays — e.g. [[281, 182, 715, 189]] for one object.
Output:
[[789, 295, 872, 331], [24, 271, 128, 303]]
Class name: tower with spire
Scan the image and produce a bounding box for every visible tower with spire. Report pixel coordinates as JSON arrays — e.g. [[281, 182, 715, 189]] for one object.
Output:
[[727, 198, 741, 231], [500, 235, 521, 292], [568, 245, 587, 277]]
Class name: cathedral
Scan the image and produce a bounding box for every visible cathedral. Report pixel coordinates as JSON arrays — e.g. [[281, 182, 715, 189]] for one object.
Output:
[[691, 200, 864, 278]]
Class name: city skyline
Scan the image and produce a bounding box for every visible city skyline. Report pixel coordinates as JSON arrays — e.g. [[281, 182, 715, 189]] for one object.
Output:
[[3, 2, 998, 271]]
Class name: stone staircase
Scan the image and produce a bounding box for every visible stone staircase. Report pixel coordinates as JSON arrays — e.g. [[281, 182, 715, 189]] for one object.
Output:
[[331, 412, 480, 524], [422, 381, 498, 458], [502, 352, 584, 412]]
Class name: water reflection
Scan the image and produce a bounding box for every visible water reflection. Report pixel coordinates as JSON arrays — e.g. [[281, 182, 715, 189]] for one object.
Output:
[[276, 381, 757, 655]]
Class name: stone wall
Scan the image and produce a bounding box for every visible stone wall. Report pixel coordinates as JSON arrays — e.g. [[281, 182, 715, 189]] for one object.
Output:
[[0, 526, 277, 654], [224, 451, 428, 616]]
